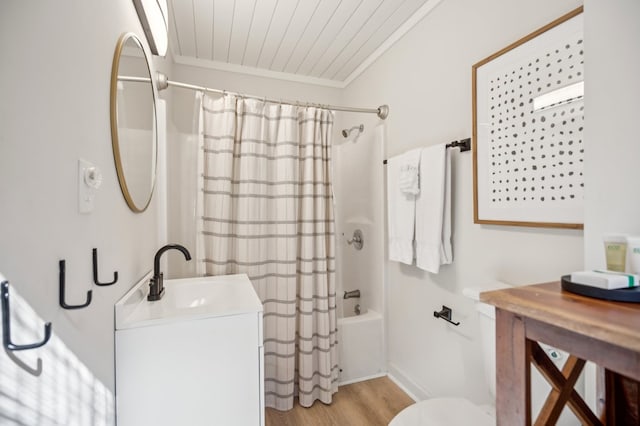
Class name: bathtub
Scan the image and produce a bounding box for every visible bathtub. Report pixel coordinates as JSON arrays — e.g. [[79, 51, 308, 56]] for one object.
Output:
[[337, 309, 386, 385]]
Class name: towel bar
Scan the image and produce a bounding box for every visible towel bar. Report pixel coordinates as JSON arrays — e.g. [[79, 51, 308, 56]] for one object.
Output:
[[383, 138, 471, 164]]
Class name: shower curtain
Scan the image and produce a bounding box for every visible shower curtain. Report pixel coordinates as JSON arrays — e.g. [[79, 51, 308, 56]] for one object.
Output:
[[198, 94, 338, 410]]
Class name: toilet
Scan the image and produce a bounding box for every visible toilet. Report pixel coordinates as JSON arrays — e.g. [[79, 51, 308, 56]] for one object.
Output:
[[389, 284, 508, 426]]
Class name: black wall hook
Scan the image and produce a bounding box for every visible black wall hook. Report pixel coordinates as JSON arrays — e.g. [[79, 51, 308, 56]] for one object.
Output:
[[59, 260, 92, 310], [433, 305, 461, 326], [2, 281, 52, 351], [92, 248, 118, 286]]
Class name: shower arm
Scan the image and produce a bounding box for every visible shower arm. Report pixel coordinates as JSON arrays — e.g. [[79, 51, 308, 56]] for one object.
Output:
[[342, 124, 365, 138]]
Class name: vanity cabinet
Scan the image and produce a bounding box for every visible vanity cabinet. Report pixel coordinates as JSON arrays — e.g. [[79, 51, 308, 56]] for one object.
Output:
[[115, 273, 264, 426]]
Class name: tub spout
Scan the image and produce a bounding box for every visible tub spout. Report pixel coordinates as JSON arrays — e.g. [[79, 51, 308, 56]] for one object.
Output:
[[344, 289, 361, 299]]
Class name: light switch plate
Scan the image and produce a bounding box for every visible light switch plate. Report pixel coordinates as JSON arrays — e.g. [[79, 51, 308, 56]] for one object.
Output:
[[78, 159, 101, 214]]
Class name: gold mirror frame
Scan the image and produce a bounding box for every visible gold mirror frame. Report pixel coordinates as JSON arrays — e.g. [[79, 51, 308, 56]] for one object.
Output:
[[110, 32, 158, 213]]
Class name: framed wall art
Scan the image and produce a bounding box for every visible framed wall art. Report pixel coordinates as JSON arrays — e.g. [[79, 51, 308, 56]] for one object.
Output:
[[472, 7, 584, 229]]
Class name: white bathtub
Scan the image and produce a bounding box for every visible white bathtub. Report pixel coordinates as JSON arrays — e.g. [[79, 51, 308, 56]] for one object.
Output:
[[337, 309, 386, 385]]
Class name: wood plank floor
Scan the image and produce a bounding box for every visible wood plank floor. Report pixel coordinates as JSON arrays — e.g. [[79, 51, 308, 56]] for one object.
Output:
[[265, 376, 414, 426]]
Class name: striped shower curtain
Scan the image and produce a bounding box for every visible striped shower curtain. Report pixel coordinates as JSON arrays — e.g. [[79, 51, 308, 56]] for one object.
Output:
[[198, 94, 338, 410]]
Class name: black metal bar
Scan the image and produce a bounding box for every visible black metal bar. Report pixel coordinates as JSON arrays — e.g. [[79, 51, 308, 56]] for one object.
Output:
[[2, 281, 52, 351], [92, 248, 118, 286], [59, 260, 92, 310], [433, 305, 461, 326], [446, 137, 471, 152], [382, 137, 471, 164]]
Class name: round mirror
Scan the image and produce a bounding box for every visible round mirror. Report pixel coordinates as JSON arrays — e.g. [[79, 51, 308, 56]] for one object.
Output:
[[110, 32, 157, 213]]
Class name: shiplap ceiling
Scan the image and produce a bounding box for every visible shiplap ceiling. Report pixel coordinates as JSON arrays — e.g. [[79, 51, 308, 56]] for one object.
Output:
[[168, 0, 440, 87]]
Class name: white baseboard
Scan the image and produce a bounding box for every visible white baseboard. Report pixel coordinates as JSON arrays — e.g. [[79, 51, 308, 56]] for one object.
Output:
[[338, 372, 387, 387], [387, 363, 431, 402]]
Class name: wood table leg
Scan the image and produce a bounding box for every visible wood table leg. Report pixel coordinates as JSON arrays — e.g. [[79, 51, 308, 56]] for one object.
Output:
[[495, 309, 531, 426], [530, 342, 601, 425], [605, 370, 640, 425]]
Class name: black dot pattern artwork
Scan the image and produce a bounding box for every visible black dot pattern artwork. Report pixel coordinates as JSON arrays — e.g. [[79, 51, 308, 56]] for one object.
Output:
[[487, 35, 584, 206]]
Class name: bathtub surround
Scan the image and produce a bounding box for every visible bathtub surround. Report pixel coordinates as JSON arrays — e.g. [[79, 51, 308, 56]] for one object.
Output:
[[198, 95, 338, 410], [333, 122, 387, 373]]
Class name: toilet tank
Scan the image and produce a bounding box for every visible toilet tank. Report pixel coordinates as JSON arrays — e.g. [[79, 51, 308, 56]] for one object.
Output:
[[463, 282, 511, 399], [477, 300, 498, 398], [464, 283, 579, 426]]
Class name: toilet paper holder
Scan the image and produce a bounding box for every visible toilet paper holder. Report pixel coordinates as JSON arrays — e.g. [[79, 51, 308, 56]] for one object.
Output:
[[433, 305, 460, 326]]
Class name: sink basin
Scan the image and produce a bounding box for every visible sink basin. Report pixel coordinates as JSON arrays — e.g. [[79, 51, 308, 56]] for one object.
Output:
[[115, 272, 263, 330], [169, 277, 231, 309]]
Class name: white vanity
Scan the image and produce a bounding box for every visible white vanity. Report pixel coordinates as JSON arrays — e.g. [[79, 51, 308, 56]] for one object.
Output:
[[115, 273, 264, 426]]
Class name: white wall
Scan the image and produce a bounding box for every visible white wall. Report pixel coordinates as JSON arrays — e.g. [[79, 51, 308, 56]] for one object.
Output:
[[343, 0, 584, 403], [582, 0, 640, 409], [583, 0, 640, 268], [165, 63, 343, 278], [0, 1, 165, 391]]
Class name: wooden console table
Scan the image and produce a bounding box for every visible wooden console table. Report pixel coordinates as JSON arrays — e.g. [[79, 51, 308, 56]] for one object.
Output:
[[481, 281, 640, 425]]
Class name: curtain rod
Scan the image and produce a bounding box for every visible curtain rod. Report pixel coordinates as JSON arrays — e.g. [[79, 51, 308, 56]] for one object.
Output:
[[118, 74, 389, 120]]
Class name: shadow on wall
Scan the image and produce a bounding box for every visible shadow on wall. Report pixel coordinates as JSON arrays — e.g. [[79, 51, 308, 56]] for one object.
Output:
[[0, 283, 115, 425]]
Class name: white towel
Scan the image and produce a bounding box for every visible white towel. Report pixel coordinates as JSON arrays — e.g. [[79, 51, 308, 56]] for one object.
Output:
[[415, 144, 452, 273], [387, 154, 416, 264], [441, 148, 453, 264], [398, 149, 421, 194]]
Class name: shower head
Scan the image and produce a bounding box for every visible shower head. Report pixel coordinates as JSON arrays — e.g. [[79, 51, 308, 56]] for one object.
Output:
[[341, 124, 364, 138]]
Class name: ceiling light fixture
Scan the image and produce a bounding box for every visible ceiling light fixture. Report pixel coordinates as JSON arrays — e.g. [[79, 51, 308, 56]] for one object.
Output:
[[132, 0, 168, 57]]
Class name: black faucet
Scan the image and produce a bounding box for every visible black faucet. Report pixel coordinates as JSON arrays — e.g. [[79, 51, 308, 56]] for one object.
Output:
[[148, 244, 192, 301]]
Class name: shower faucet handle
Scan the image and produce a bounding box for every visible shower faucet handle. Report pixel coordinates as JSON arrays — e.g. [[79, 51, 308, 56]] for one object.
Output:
[[347, 229, 364, 250]]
